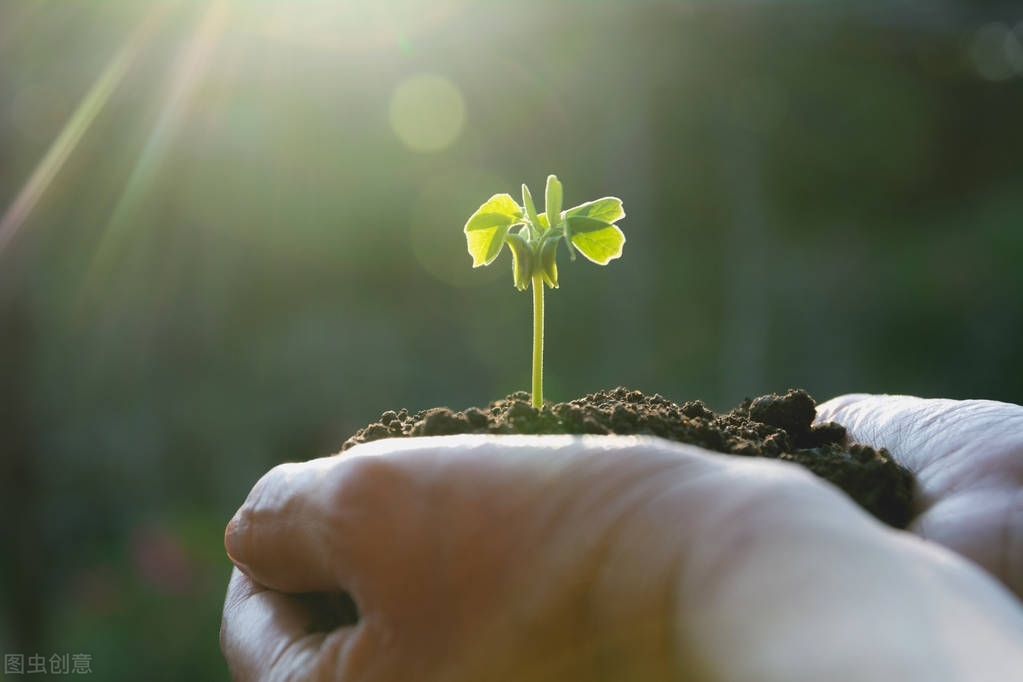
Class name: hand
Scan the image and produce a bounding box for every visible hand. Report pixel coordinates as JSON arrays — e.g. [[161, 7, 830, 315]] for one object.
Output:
[[221, 402, 1023, 681], [815, 394, 1023, 599]]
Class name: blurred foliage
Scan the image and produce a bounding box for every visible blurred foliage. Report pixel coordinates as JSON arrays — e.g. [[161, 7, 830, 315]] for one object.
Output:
[[1, 1, 1021, 679]]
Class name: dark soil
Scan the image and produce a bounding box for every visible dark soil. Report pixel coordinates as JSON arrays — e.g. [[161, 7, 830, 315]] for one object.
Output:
[[341, 387, 915, 529]]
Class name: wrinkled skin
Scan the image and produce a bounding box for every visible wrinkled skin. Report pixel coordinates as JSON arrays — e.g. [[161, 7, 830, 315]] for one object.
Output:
[[815, 394, 1023, 599], [221, 395, 1023, 681]]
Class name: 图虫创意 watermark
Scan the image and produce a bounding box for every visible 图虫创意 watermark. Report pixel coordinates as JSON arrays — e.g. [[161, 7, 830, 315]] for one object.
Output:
[[4, 653, 92, 675]]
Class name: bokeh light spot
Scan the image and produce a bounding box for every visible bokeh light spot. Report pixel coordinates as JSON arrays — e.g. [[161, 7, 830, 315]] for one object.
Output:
[[1006, 23, 1023, 74], [969, 23, 1019, 81], [389, 73, 466, 153]]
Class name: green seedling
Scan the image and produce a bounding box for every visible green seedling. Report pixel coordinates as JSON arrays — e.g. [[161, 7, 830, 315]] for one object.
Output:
[[463, 174, 626, 408]]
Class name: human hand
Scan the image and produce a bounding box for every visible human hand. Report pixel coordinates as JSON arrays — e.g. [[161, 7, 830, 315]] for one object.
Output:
[[816, 394, 1023, 599], [221, 405, 1023, 681]]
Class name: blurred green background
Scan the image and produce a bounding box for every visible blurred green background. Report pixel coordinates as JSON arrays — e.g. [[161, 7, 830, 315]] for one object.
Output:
[[1, 0, 1021, 679]]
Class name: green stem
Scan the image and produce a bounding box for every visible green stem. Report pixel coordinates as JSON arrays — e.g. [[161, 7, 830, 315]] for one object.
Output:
[[531, 272, 544, 408]]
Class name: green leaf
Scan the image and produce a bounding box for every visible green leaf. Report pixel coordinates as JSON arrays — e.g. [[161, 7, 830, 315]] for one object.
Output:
[[505, 231, 534, 291], [544, 175, 563, 229], [521, 184, 542, 240], [565, 197, 624, 224], [566, 216, 626, 265], [464, 193, 523, 267], [539, 236, 560, 289]]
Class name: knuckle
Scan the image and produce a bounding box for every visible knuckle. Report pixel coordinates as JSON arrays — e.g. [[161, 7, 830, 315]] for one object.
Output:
[[324, 452, 410, 510]]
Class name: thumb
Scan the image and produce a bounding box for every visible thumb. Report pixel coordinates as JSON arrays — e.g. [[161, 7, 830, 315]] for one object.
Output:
[[224, 436, 557, 613], [225, 451, 415, 600]]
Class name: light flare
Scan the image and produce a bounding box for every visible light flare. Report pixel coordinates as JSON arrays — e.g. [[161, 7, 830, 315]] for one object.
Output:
[[0, 5, 165, 257], [80, 1, 230, 300]]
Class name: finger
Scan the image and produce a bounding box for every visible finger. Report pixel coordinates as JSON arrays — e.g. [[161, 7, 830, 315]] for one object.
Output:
[[226, 455, 355, 592], [681, 481, 1023, 681], [224, 436, 597, 611], [225, 447, 425, 606], [658, 433, 1023, 680], [220, 567, 369, 682], [815, 393, 1023, 598], [815, 394, 1023, 481]]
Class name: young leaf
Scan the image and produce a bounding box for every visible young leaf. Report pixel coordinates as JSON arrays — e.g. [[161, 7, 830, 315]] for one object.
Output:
[[563, 198, 623, 262], [539, 236, 560, 289], [505, 231, 533, 291], [566, 215, 626, 265], [464, 193, 523, 267], [521, 184, 542, 240], [545, 175, 563, 229], [565, 197, 624, 224]]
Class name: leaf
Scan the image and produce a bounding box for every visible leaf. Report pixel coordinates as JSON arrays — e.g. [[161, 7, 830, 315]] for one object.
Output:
[[565, 197, 624, 225], [566, 216, 626, 265], [505, 231, 533, 291], [521, 184, 542, 240], [539, 236, 560, 289], [464, 194, 523, 267], [544, 175, 563, 229]]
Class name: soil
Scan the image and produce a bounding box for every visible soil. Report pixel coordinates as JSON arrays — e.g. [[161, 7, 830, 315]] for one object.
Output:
[[341, 387, 915, 529]]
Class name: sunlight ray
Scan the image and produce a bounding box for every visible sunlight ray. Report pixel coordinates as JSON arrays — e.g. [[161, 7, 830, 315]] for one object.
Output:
[[80, 1, 231, 300], [0, 5, 166, 257]]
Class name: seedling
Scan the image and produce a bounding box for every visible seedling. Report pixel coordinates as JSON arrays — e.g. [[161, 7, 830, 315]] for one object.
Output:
[[463, 174, 626, 408]]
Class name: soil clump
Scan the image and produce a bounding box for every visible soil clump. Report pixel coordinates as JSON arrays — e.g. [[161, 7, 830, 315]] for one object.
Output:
[[342, 387, 914, 528]]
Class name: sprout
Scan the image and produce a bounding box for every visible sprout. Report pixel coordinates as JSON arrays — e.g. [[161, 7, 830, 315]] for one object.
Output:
[[463, 174, 626, 407]]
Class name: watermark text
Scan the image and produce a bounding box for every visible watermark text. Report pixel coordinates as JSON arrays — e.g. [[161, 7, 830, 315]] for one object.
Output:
[[4, 653, 92, 675]]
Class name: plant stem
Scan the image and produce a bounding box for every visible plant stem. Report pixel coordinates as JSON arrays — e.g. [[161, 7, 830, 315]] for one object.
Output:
[[531, 272, 544, 408]]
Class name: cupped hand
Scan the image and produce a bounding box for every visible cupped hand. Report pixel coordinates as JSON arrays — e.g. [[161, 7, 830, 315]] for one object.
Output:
[[222, 412, 1023, 681]]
